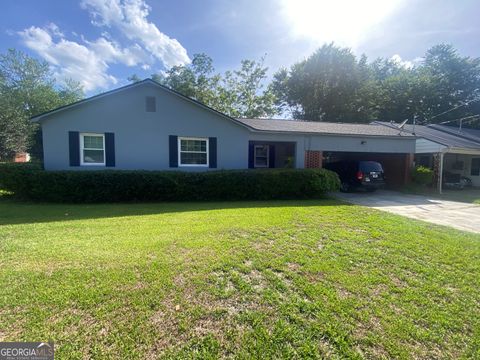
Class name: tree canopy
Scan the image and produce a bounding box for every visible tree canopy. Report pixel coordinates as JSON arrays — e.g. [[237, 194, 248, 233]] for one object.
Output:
[[271, 43, 480, 126], [0, 49, 84, 160]]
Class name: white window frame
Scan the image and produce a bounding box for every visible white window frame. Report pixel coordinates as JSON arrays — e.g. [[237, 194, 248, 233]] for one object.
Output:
[[80, 132, 105, 166], [254, 145, 269, 168], [178, 137, 209, 167]]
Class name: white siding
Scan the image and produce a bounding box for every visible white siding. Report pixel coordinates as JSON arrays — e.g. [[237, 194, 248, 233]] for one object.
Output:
[[415, 138, 446, 153]]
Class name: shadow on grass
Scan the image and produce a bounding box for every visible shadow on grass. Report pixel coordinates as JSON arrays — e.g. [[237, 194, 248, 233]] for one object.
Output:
[[0, 196, 350, 226]]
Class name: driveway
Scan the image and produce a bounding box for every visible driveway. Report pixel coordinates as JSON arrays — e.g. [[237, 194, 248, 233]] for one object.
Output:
[[334, 190, 480, 233]]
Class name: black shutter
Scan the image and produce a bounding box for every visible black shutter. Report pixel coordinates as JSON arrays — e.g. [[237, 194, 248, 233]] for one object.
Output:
[[69, 131, 80, 166], [268, 145, 275, 168], [105, 132, 115, 167], [169, 135, 178, 167], [248, 142, 254, 168], [209, 137, 217, 168]]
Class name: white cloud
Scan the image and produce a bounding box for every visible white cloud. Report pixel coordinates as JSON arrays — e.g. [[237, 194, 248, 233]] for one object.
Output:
[[46, 22, 64, 38], [80, 0, 190, 68], [87, 37, 150, 66], [19, 26, 118, 91], [18, 0, 189, 92], [18, 25, 153, 91], [390, 54, 423, 69]]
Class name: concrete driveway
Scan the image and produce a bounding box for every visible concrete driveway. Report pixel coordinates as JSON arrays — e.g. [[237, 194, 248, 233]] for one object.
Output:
[[334, 190, 480, 233]]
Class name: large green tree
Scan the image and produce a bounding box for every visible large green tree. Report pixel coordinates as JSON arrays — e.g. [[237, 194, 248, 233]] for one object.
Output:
[[419, 44, 480, 124], [270, 44, 381, 122], [374, 45, 480, 125], [272, 43, 480, 126], [221, 58, 277, 118], [0, 49, 84, 160]]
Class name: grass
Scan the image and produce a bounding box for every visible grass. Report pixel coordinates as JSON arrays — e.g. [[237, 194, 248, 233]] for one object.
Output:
[[402, 184, 480, 205], [1, 197, 480, 359]]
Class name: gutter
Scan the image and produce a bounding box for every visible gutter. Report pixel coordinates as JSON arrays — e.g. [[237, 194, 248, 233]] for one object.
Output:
[[443, 147, 480, 156], [244, 128, 417, 139]]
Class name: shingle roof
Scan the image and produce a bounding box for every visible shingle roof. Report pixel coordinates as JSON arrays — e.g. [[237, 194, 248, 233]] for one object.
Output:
[[236, 118, 415, 137], [429, 124, 480, 143], [375, 121, 480, 149]]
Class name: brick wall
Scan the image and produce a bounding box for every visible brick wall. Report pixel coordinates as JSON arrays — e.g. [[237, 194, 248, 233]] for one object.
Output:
[[304, 151, 323, 168]]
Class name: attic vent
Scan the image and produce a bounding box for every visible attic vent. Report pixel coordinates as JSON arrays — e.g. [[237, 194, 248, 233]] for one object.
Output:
[[145, 96, 156, 112]]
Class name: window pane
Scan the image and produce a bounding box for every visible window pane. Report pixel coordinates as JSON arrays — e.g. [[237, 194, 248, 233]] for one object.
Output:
[[181, 139, 206, 152], [254, 145, 269, 167], [255, 157, 268, 167], [359, 161, 383, 172], [83, 149, 104, 163], [471, 158, 480, 176], [84, 136, 103, 149], [180, 152, 207, 165], [255, 146, 268, 157]]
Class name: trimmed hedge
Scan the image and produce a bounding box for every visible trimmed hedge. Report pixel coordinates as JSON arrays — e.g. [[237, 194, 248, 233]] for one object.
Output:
[[0, 163, 340, 203]]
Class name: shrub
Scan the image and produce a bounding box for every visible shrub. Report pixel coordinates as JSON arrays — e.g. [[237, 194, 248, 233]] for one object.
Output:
[[411, 166, 434, 186], [0, 163, 340, 203]]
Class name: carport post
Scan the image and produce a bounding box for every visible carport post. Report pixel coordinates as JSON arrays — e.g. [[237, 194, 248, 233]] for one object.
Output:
[[438, 152, 444, 194]]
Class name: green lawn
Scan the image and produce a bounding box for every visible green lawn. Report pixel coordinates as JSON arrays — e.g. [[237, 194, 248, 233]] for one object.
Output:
[[1, 198, 479, 359]]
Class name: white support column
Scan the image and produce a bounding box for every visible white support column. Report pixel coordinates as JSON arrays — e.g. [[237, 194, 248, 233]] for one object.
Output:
[[438, 152, 444, 194]]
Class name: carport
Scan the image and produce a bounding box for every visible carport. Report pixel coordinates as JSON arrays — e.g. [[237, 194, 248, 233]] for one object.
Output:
[[237, 118, 417, 187], [323, 151, 413, 188]]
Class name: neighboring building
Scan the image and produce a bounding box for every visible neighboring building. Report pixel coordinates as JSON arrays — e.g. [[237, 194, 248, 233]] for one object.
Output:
[[13, 152, 30, 162], [31, 79, 416, 187], [375, 122, 480, 190]]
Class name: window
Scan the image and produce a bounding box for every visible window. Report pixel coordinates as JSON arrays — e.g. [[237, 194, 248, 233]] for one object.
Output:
[[178, 137, 208, 166], [254, 145, 269, 168], [80, 133, 105, 165], [471, 158, 480, 176]]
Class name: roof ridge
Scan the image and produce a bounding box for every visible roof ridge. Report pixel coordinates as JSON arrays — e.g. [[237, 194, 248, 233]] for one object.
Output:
[[241, 118, 389, 126]]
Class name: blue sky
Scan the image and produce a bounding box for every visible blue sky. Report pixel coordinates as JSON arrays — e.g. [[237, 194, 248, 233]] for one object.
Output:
[[2, 0, 479, 95]]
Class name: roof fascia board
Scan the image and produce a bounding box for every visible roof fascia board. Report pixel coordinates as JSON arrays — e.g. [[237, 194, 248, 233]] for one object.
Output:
[[247, 128, 416, 139]]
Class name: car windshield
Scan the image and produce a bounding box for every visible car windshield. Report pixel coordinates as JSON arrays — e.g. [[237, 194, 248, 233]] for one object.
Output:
[[359, 161, 383, 172]]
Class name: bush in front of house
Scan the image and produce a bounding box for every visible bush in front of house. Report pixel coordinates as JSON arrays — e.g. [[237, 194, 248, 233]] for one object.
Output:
[[412, 165, 434, 186], [0, 163, 340, 202]]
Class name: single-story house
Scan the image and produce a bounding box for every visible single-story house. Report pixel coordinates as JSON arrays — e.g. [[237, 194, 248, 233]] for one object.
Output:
[[32, 79, 417, 187], [375, 121, 480, 192]]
